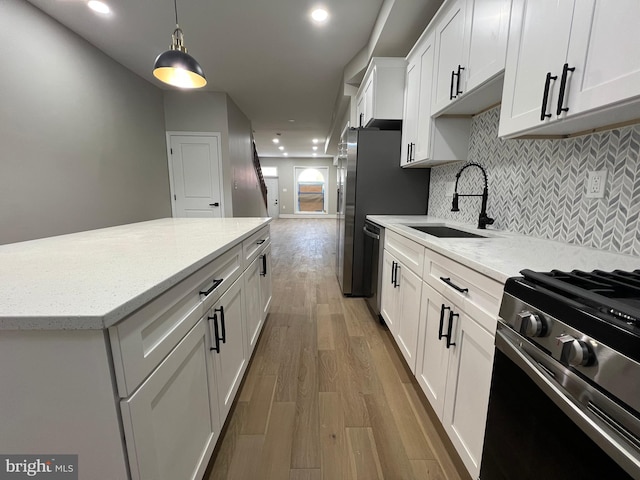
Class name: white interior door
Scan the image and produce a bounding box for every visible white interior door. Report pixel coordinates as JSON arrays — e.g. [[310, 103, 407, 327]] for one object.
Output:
[[264, 177, 279, 219], [169, 134, 223, 218]]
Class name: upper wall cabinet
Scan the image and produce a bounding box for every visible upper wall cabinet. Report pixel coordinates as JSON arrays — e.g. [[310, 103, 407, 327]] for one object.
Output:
[[401, 30, 471, 168], [432, 0, 512, 116], [499, 0, 640, 138], [355, 57, 407, 128]]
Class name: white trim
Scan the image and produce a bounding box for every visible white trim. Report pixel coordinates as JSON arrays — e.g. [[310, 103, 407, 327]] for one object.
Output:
[[279, 214, 337, 219], [166, 132, 224, 218]]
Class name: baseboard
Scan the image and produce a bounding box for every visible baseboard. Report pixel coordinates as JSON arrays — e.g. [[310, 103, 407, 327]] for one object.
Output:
[[278, 214, 337, 219]]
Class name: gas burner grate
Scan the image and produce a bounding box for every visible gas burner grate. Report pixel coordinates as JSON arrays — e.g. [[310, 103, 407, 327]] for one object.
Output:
[[520, 269, 640, 327]]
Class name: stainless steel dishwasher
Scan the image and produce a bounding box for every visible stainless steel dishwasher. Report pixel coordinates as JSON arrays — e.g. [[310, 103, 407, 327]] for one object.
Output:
[[363, 220, 384, 319]]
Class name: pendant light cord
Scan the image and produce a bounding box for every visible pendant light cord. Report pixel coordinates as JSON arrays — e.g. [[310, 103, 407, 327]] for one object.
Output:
[[173, 0, 179, 26]]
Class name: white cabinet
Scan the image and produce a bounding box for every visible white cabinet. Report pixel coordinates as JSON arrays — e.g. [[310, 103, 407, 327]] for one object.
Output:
[[381, 232, 424, 372], [431, 0, 512, 116], [442, 305, 494, 479], [499, 0, 640, 138], [401, 30, 472, 168], [210, 276, 248, 423], [260, 243, 273, 321], [120, 318, 220, 480], [355, 58, 406, 127]]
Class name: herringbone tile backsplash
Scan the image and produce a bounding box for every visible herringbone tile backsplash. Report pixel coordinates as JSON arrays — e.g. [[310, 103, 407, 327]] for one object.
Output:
[[428, 106, 640, 257]]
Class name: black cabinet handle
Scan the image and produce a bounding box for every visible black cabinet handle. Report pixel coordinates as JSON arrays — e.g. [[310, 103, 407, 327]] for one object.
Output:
[[215, 306, 226, 343], [446, 311, 458, 348], [556, 63, 575, 116], [449, 70, 456, 100], [391, 261, 397, 285], [438, 304, 451, 340], [410, 143, 415, 162], [540, 72, 558, 121], [455, 65, 465, 96], [260, 254, 267, 276], [208, 314, 220, 353], [407, 143, 411, 163], [359, 113, 364, 127], [209, 202, 220, 207], [394, 264, 400, 288], [439, 277, 468, 293], [199, 278, 223, 297], [256, 239, 266, 245]]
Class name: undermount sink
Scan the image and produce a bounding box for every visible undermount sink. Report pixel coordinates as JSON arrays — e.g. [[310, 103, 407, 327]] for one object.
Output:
[[405, 225, 487, 238]]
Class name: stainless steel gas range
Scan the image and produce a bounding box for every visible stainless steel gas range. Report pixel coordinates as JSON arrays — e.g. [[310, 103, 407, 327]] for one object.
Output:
[[481, 269, 640, 480]]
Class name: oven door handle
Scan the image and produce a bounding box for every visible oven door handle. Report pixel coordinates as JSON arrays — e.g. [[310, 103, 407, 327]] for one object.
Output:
[[362, 225, 380, 240], [495, 327, 640, 476]]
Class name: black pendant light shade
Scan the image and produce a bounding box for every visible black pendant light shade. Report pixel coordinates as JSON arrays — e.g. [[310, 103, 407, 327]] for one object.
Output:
[[153, 0, 206, 89]]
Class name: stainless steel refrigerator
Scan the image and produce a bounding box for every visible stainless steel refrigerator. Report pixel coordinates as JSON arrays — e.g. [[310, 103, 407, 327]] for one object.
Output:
[[336, 128, 430, 296]]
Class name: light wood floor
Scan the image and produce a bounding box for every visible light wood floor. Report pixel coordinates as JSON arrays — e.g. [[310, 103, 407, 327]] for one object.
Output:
[[205, 219, 466, 480]]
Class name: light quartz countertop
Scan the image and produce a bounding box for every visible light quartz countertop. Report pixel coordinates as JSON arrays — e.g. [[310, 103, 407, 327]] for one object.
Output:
[[367, 215, 640, 283], [0, 218, 271, 330]]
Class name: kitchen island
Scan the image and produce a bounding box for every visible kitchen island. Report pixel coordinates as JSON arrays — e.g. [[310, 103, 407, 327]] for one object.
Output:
[[0, 218, 272, 480]]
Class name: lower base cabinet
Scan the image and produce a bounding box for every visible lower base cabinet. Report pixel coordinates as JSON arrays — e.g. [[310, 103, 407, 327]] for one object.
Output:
[[121, 318, 221, 480], [416, 280, 494, 478]]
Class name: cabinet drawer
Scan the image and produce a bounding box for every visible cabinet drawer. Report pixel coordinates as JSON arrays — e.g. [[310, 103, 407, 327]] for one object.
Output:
[[385, 230, 425, 277], [242, 226, 270, 267], [110, 244, 242, 397], [423, 248, 503, 333]]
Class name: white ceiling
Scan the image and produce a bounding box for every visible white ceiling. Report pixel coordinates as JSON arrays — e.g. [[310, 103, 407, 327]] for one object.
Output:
[[27, 0, 442, 158]]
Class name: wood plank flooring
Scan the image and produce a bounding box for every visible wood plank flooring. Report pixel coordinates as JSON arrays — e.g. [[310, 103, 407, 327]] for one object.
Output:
[[205, 219, 466, 480]]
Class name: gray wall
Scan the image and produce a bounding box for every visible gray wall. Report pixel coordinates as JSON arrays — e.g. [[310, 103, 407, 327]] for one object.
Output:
[[428, 106, 640, 256], [163, 92, 266, 217], [259, 157, 338, 215], [0, 0, 171, 245]]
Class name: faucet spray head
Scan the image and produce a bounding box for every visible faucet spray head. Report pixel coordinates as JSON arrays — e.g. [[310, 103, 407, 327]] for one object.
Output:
[[451, 193, 460, 212]]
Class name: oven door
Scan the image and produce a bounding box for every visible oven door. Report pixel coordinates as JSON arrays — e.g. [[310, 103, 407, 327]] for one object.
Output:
[[362, 221, 381, 314], [480, 323, 640, 480]]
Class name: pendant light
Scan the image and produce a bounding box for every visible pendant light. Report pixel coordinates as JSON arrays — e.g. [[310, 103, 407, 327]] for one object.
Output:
[[153, 0, 206, 89]]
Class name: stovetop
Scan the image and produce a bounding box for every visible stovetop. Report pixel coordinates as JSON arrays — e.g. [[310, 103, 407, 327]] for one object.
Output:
[[504, 269, 640, 363]]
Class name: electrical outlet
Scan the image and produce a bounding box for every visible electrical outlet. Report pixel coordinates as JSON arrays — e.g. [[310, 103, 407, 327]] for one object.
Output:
[[586, 170, 607, 199], [445, 181, 455, 198]]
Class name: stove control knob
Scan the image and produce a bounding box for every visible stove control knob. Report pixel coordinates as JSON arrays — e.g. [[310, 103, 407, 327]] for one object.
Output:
[[558, 335, 594, 367], [515, 311, 547, 337]]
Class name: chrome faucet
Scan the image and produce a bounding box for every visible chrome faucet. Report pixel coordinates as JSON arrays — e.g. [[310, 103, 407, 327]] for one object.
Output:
[[451, 162, 494, 229]]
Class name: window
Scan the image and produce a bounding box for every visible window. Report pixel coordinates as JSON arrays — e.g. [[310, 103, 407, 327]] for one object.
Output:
[[262, 166, 278, 177], [294, 167, 328, 214]]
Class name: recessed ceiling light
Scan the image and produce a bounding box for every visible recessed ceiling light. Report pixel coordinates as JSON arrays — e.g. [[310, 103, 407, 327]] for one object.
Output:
[[311, 8, 329, 23], [312, 146, 318, 151], [283, 153, 289, 156], [288, 119, 295, 123], [312, 153, 317, 157], [272, 138, 279, 144], [278, 146, 284, 151], [312, 138, 319, 144], [88, 0, 111, 14]]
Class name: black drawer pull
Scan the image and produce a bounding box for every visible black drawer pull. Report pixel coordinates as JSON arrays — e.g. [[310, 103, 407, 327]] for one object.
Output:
[[256, 239, 266, 245], [439, 304, 451, 340], [455, 65, 465, 96], [391, 261, 397, 285], [445, 312, 458, 348], [556, 63, 575, 115], [393, 263, 400, 288], [208, 315, 220, 353], [215, 306, 226, 343], [449, 70, 456, 100], [199, 278, 223, 297], [439, 277, 468, 293], [540, 72, 557, 121], [260, 254, 267, 276]]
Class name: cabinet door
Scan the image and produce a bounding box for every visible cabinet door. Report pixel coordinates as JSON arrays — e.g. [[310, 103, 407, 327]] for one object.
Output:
[[244, 256, 262, 357], [432, 0, 467, 113], [563, 1, 640, 119], [464, 0, 512, 92], [260, 244, 272, 321], [499, 0, 575, 137], [401, 57, 420, 167], [211, 277, 247, 423], [415, 34, 436, 162], [394, 263, 422, 373], [415, 282, 451, 418], [356, 94, 365, 127], [442, 309, 495, 479], [363, 73, 375, 126], [120, 318, 220, 480], [380, 250, 398, 334]]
